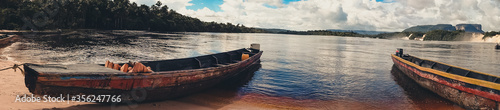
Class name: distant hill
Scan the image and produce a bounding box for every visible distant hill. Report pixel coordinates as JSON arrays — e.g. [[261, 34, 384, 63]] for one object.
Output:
[[403, 24, 484, 33], [327, 29, 390, 35], [403, 24, 456, 33], [259, 28, 291, 33], [260, 28, 390, 35], [456, 24, 484, 33]]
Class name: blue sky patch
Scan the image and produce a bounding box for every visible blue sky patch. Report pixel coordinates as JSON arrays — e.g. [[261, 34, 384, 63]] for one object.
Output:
[[187, 0, 305, 11], [263, 4, 278, 9], [283, 0, 302, 4], [375, 0, 395, 3], [186, 0, 224, 12], [264, 0, 302, 8]]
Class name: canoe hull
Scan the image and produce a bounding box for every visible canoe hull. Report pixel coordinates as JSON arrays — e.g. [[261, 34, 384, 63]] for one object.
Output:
[[392, 54, 499, 109], [24, 49, 262, 102]]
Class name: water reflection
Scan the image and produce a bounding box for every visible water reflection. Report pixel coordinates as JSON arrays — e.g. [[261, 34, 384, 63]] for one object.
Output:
[[390, 65, 463, 110], [406, 43, 474, 49], [175, 62, 262, 109]]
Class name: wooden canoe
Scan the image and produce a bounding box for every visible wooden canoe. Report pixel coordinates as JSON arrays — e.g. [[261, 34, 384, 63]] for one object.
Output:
[[392, 49, 500, 109], [23, 48, 263, 102]]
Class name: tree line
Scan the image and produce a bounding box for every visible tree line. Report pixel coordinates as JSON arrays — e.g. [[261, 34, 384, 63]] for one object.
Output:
[[422, 30, 464, 41], [277, 30, 365, 37], [0, 0, 266, 33], [484, 31, 500, 39], [404, 30, 500, 41]]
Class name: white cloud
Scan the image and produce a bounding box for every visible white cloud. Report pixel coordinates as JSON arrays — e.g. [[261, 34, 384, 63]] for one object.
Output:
[[134, 0, 500, 32]]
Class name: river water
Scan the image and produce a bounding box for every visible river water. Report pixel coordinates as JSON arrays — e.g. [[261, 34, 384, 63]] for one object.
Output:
[[3, 30, 500, 109]]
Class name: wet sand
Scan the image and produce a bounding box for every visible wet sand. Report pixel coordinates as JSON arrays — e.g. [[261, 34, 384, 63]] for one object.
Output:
[[0, 60, 93, 110]]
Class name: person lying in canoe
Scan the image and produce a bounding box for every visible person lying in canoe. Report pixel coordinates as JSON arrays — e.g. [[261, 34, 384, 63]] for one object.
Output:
[[104, 60, 153, 73]]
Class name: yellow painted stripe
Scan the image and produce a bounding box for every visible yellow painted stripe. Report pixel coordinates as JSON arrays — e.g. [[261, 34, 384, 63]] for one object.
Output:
[[392, 54, 500, 91], [421, 56, 500, 79]]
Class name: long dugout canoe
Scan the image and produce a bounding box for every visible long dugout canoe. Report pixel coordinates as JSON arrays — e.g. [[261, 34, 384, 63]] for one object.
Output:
[[23, 45, 263, 103], [392, 49, 500, 109]]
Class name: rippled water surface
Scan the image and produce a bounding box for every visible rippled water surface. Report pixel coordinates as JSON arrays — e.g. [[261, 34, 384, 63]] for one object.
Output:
[[4, 30, 500, 109]]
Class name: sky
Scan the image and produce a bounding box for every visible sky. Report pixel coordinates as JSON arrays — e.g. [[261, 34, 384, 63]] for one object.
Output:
[[129, 0, 500, 32]]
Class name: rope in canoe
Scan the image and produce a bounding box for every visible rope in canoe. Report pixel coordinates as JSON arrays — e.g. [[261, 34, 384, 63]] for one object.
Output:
[[0, 63, 25, 76]]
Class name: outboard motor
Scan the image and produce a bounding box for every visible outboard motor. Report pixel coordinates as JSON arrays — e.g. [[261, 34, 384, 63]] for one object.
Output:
[[250, 43, 260, 53], [396, 48, 403, 57]]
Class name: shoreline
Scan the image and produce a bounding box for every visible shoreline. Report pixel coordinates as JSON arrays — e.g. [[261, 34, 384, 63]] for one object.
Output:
[[1, 29, 499, 43], [0, 41, 96, 109], [0, 60, 95, 110]]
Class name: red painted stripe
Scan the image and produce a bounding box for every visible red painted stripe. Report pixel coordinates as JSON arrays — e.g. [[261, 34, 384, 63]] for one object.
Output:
[[392, 57, 500, 102]]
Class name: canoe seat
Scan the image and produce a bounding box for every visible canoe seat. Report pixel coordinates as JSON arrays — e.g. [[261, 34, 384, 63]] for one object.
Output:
[[26, 64, 125, 75]]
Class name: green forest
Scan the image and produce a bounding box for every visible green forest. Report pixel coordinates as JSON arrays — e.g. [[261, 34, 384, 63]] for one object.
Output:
[[484, 31, 500, 39], [0, 0, 266, 33], [401, 30, 465, 41], [422, 30, 464, 41], [277, 30, 365, 37]]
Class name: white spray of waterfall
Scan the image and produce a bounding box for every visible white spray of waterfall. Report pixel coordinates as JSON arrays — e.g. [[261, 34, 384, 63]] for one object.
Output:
[[419, 34, 426, 41], [400, 33, 410, 40], [483, 35, 500, 43], [469, 33, 485, 42], [469, 33, 500, 43]]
